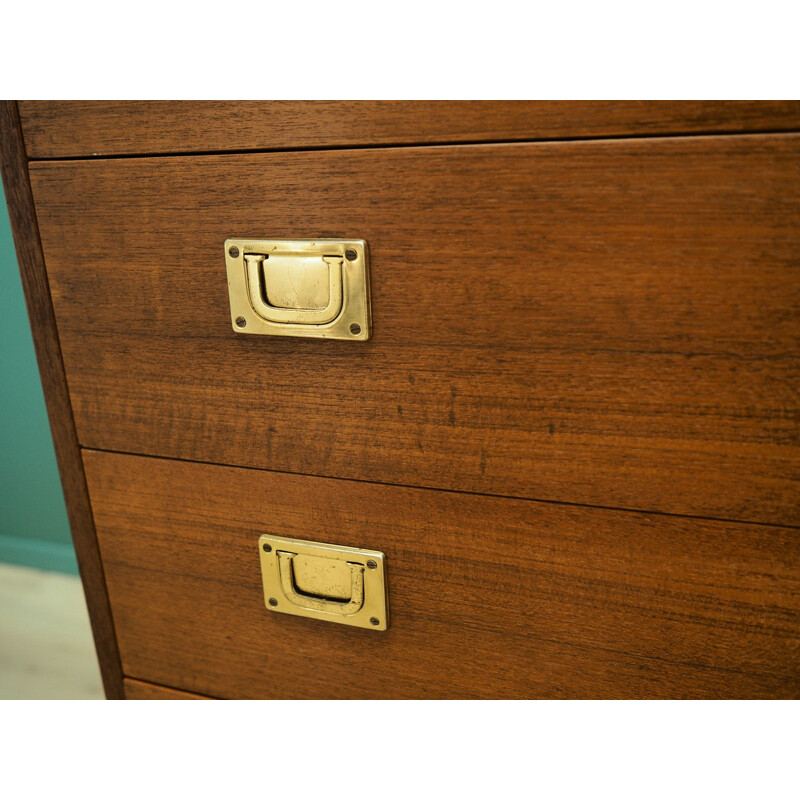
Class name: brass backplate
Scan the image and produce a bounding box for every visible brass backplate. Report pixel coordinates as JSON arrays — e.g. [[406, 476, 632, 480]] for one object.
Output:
[[225, 239, 371, 340], [258, 535, 389, 630]]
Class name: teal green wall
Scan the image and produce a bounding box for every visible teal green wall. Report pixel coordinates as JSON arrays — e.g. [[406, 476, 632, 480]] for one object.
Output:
[[0, 178, 76, 574]]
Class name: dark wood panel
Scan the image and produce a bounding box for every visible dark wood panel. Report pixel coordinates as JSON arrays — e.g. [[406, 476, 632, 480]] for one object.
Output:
[[84, 450, 800, 699], [124, 678, 210, 700], [18, 101, 800, 158], [32, 137, 800, 524], [0, 101, 124, 699]]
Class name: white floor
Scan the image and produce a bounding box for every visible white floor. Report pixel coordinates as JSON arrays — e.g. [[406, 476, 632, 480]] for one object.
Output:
[[0, 562, 104, 699]]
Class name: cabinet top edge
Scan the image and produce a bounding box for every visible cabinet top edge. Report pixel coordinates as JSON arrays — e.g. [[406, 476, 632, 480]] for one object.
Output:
[[18, 100, 800, 160]]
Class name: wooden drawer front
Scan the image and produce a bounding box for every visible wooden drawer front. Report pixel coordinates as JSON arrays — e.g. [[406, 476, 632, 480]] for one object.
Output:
[[33, 136, 800, 525], [19, 101, 800, 159], [83, 450, 800, 699]]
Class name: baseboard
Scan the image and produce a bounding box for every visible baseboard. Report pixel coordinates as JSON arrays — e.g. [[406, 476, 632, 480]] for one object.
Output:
[[0, 534, 78, 575]]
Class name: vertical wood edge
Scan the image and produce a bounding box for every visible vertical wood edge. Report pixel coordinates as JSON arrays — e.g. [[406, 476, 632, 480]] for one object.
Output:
[[0, 100, 124, 699]]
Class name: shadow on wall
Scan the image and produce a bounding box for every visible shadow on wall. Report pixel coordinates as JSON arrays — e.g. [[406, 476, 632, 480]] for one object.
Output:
[[0, 177, 76, 574]]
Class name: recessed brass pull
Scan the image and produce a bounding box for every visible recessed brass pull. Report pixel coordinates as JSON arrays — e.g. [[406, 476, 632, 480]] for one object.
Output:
[[277, 551, 364, 615], [243, 254, 344, 325], [259, 535, 389, 630], [225, 239, 371, 340]]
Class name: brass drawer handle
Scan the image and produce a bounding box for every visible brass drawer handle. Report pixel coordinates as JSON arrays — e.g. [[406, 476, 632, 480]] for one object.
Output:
[[258, 535, 389, 630], [225, 239, 371, 340], [276, 551, 365, 616], [243, 253, 344, 325]]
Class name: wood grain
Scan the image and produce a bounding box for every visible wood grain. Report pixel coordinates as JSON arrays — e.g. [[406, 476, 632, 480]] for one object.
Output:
[[124, 678, 210, 700], [83, 450, 800, 699], [0, 102, 124, 699], [32, 136, 800, 525], [18, 101, 800, 159]]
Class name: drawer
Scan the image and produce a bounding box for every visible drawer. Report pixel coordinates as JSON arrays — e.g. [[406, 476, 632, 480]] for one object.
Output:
[[84, 450, 800, 699], [19, 100, 800, 158], [31, 135, 800, 525]]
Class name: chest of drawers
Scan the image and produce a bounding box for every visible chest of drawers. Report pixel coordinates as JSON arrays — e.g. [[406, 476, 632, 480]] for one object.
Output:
[[3, 101, 799, 698]]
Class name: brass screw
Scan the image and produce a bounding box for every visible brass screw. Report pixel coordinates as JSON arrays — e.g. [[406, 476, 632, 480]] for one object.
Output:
[[262, 543, 272, 553], [369, 617, 380, 626], [235, 316, 247, 328], [345, 248, 358, 261], [366, 559, 378, 569], [349, 323, 361, 336], [269, 597, 278, 607], [228, 246, 240, 258]]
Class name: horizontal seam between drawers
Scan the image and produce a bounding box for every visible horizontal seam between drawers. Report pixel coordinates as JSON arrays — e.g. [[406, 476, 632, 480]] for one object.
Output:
[[27, 127, 800, 164], [124, 676, 218, 700], [79, 445, 800, 533]]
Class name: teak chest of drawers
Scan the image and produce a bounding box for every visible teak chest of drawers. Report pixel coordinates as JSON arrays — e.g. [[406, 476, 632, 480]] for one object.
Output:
[[2, 101, 799, 699]]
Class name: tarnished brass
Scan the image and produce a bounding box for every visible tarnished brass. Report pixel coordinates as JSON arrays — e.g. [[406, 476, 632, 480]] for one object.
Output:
[[258, 535, 388, 630], [225, 239, 371, 340]]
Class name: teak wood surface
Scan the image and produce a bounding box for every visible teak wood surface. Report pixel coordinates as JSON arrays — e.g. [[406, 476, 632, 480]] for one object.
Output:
[[18, 100, 800, 158], [84, 450, 800, 699], [31, 135, 800, 526], [6, 100, 800, 700]]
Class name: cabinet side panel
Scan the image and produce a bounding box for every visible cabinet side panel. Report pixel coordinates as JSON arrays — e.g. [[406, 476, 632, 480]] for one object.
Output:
[[0, 101, 124, 699]]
